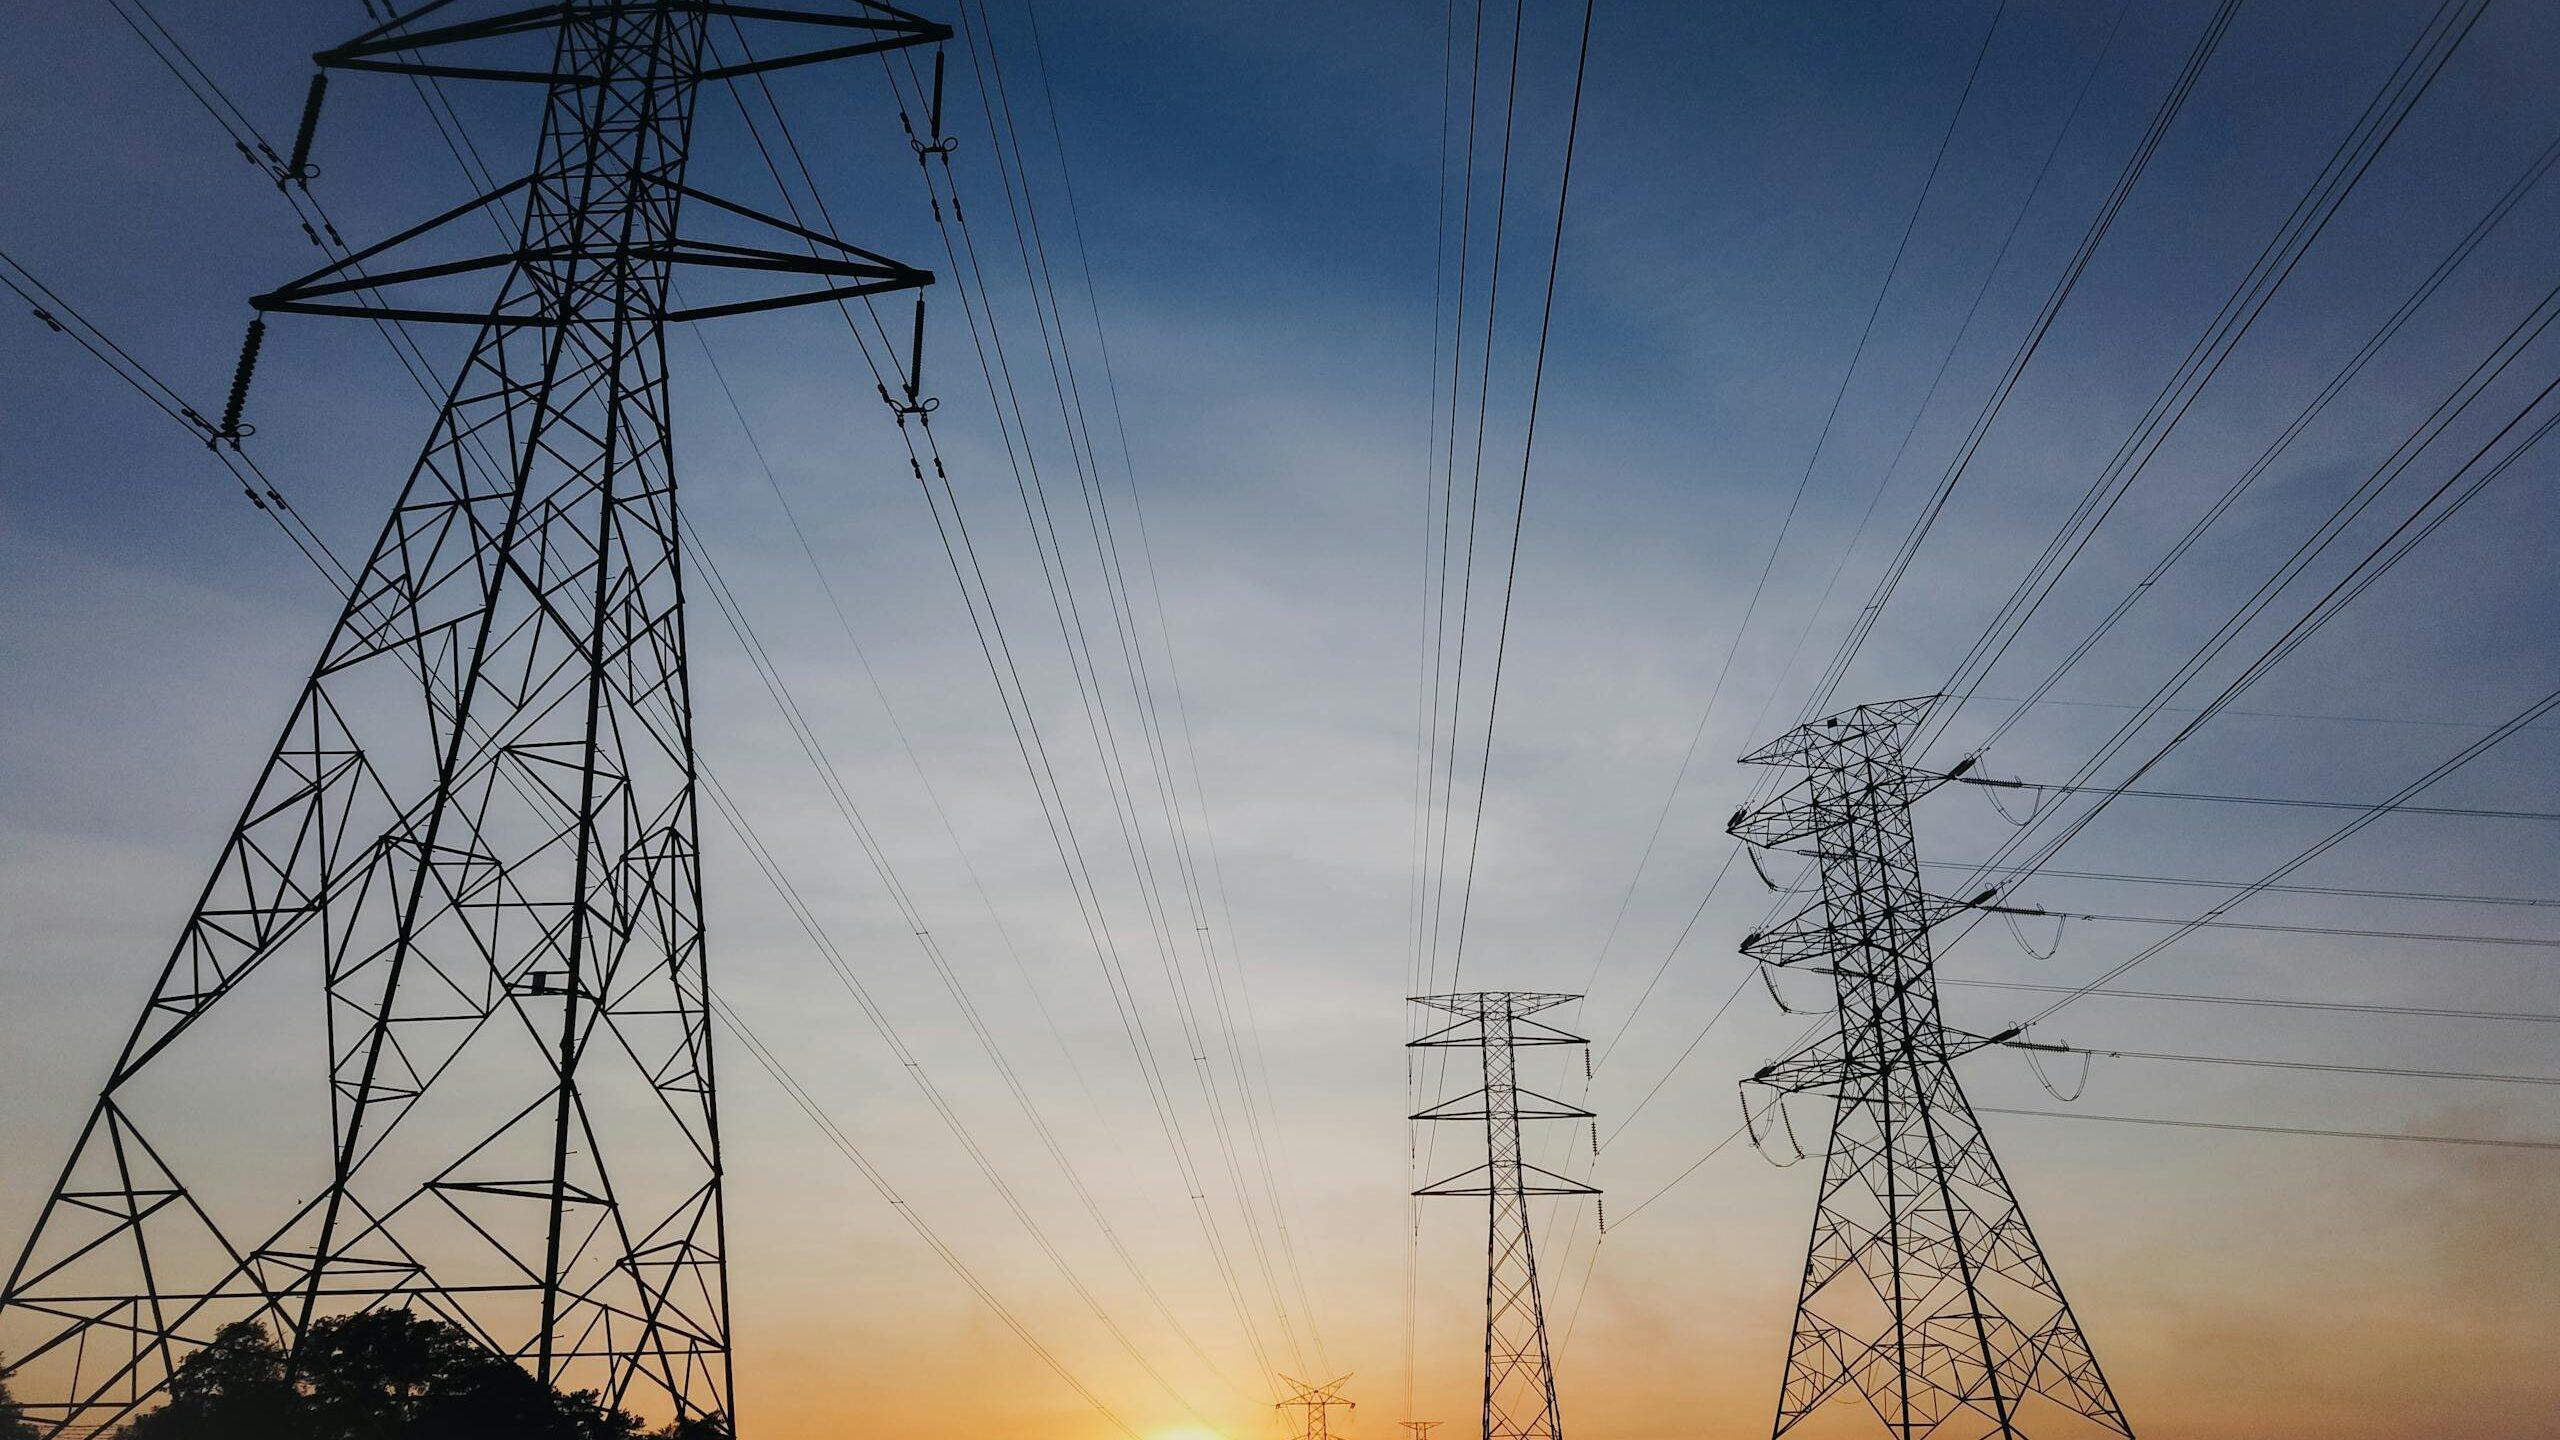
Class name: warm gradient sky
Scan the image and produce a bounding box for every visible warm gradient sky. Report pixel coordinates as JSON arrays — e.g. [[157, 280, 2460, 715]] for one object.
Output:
[[4, 1, 2558, 1437]]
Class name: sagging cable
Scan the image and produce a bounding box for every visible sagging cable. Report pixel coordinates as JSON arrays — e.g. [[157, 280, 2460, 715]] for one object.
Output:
[[2005, 1032, 2094, 1103], [2003, 907, 2067, 961], [1746, 845, 1783, 892], [1758, 961, 1802, 1016], [1978, 771, 2054, 826], [1742, 1086, 1806, 1167]]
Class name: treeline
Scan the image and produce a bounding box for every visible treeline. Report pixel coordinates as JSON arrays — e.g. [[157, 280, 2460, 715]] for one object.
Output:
[[1, 1362, 34, 1440], [1, 1314, 727, 1439]]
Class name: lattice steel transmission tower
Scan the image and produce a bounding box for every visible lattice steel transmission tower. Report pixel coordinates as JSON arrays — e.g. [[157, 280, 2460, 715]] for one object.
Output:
[[1411, 993, 1597, 1440], [1728, 698, 2131, 1438], [0, 4, 947, 1435], [1280, 1373, 1357, 1440], [1400, 1419, 1445, 1440]]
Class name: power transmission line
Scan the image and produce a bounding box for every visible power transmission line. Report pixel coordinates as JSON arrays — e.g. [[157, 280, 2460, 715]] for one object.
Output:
[[1978, 1107, 2560, 1152], [1939, 979, 2560, 1025], [2010, 1039, 2560, 1087], [1958, 776, 2560, 823], [1915, 859, 2555, 908]]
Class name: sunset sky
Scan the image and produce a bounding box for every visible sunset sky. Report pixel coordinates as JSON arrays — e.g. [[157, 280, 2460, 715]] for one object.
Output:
[[3, 1, 2556, 1437]]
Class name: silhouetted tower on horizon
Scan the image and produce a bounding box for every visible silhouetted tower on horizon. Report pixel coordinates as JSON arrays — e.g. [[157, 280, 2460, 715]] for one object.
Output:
[[1400, 1419, 1445, 1440], [1281, 1374, 1358, 1440], [0, 4, 947, 1434], [1730, 697, 2131, 1438], [1412, 992, 1597, 1440]]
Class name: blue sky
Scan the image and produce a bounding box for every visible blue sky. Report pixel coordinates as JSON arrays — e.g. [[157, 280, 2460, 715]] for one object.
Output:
[[3, 2, 2557, 1436]]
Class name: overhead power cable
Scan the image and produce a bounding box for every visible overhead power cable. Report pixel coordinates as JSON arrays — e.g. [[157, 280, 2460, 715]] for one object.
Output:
[[1910, 0, 2496, 755], [1917, 859, 2555, 908], [923, 2, 1313, 1379], [1906, 231, 2560, 990], [1015, 0, 1335, 1378], [1416, 0, 1510, 1013], [1966, 692, 2559, 733], [1961, 776, 2560, 822], [735, 11, 1316, 1383], [1546, 0, 2134, 1264], [1404, 0, 1475, 1411], [1577, 0, 2015, 995], [681, 524, 1230, 1425], [710, 997, 1146, 1439], [1, 246, 344, 581], [1942, 120, 2560, 759], [2015, 1039, 2560, 1087], [1725, 0, 2130, 775], [2014, 911, 2560, 949], [1942, 978, 2560, 1024], [1797, 0, 2246, 718], [954, 1, 1328, 1377], [1443, 0, 1602, 988], [2017, 686, 2560, 1027], [1934, 367, 2560, 983], [1562, 0, 2217, 1183], [1978, 1106, 2560, 1152]]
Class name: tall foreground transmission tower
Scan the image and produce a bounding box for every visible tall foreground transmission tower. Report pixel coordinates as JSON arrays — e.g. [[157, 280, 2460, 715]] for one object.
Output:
[[1411, 993, 1597, 1440], [1, 4, 946, 1433], [1728, 698, 2131, 1438]]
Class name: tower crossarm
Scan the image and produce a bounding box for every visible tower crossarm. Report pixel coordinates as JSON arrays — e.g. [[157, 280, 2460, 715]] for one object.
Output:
[[317, 1, 950, 85], [1748, 1023, 2024, 1096], [1739, 886, 1998, 969], [1411, 1086, 1594, 1123]]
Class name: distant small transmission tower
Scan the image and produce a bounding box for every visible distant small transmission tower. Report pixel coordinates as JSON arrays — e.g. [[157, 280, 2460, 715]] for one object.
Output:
[[1280, 1373, 1358, 1440], [1729, 698, 2131, 1438], [0, 3, 947, 1435], [1411, 993, 1598, 1440], [1400, 1420, 1445, 1440]]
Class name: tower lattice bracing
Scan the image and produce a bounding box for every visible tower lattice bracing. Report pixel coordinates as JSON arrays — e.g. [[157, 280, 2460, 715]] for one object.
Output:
[[1280, 1373, 1358, 1440], [0, 4, 945, 1434], [1411, 993, 1597, 1440], [1729, 698, 2130, 1439]]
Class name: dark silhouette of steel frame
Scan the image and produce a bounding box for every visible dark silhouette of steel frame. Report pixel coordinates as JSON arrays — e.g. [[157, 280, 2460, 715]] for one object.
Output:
[[1730, 698, 2131, 1439], [0, 4, 946, 1435], [1411, 992, 1597, 1440], [1280, 1373, 1357, 1440]]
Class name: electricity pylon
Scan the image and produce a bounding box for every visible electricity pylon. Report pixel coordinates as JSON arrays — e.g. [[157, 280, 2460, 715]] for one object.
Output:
[[1280, 1373, 1357, 1440], [1729, 697, 2131, 1438], [1400, 1420, 1444, 1440], [1411, 993, 1597, 1440], [0, 4, 946, 1434]]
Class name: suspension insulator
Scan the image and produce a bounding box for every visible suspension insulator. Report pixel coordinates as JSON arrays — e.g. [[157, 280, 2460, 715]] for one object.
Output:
[[217, 318, 266, 446], [286, 73, 329, 183]]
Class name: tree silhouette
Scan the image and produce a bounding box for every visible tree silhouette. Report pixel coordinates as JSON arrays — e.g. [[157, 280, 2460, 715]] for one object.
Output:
[[1, 1357, 42, 1440], [106, 1314, 728, 1440]]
